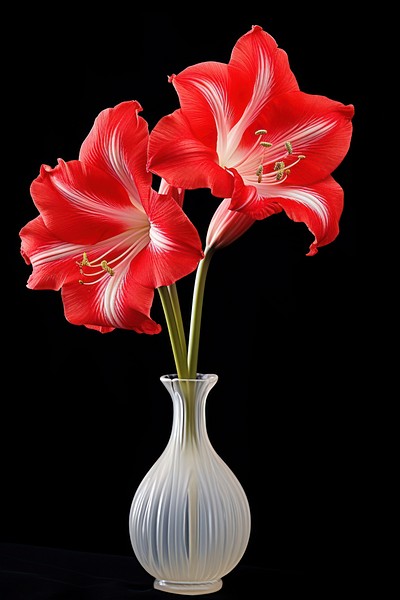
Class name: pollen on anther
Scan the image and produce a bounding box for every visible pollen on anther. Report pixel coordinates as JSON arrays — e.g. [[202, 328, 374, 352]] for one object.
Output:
[[101, 260, 114, 276], [260, 141, 272, 147], [77, 252, 91, 268], [285, 141, 293, 154], [255, 129, 267, 135], [274, 161, 286, 181]]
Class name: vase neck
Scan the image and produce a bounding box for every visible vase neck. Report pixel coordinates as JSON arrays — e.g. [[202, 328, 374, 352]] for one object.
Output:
[[161, 374, 218, 448]]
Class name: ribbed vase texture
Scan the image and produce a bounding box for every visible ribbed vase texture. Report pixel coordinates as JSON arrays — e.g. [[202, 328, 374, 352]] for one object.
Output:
[[129, 374, 251, 595]]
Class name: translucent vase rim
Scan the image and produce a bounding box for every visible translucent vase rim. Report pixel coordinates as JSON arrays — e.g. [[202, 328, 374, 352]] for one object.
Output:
[[160, 373, 218, 383]]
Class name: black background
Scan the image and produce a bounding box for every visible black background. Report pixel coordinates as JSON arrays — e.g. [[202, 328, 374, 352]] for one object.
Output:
[[6, 5, 366, 589]]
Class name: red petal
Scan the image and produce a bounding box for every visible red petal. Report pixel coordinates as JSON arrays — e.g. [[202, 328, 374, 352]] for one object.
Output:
[[133, 189, 204, 288], [169, 61, 243, 151], [20, 216, 86, 290], [61, 275, 161, 334], [255, 91, 354, 184], [79, 100, 152, 206], [158, 178, 185, 208], [170, 25, 298, 152], [231, 166, 343, 256], [229, 170, 283, 219], [30, 160, 136, 245], [230, 169, 343, 254], [273, 177, 344, 255], [229, 25, 299, 102], [148, 110, 234, 198]]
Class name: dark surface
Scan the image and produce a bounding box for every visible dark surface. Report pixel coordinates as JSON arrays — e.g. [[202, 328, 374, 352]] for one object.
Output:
[[0, 543, 306, 599], [5, 5, 369, 599]]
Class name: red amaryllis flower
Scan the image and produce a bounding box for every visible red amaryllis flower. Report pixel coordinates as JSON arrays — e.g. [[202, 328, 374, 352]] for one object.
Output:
[[20, 101, 203, 334], [148, 25, 354, 255]]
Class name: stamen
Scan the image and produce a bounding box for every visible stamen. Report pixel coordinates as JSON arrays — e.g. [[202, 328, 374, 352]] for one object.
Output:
[[253, 128, 274, 183], [285, 141, 293, 154], [76, 251, 116, 284], [101, 260, 114, 276], [77, 252, 91, 267], [274, 161, 286, 182]]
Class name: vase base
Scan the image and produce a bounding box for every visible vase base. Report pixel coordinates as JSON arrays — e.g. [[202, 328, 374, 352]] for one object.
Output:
[[154, 578, 223, 595]]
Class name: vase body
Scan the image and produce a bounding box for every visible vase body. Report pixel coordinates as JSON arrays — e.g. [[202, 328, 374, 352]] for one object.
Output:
[[129, 374, 251, 595]]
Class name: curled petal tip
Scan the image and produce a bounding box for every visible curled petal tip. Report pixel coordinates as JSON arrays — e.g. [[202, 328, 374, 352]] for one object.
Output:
[[143, 321, 162, 335], [168, 74, 176, 83], [41, 164, 52, 173], [131, 99, 143, 113]]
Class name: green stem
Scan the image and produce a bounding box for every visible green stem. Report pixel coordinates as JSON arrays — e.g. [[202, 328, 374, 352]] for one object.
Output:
[[158, 286, 188, 379], [187, 248, 215, 379], [168, 283, 188, 364]]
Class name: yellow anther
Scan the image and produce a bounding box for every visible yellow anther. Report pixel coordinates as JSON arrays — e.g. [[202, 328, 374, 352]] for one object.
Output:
[[274, 161, 286, 181], [298, 155, 306, 160], [101, 260, 114, 276], [255, 129, 268, 135], [256, 165, 263, 183], [260, 141, 272, 147], [285, 141, 293, 154], [79, 280, 84, 285], [77, 252, 91, 268]]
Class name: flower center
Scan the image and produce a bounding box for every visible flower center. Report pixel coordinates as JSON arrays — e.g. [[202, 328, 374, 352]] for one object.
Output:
[[76, 227, 150, 285], [77, 251, 117, 285], [253, 129, 306, 185]]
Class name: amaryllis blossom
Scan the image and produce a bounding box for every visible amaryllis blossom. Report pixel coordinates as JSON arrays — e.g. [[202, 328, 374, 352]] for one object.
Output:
[[148, 25, 354, 255], [20, 101, 203, 334]]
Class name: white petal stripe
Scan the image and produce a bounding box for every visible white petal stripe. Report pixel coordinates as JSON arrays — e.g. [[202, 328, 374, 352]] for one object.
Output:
[[278, 186, 330, 227], [189, 75, 232, 160], [53, 174, 148, 226], [106, 130, 143, 210], [30, 240, 82, 267], [224, 49, 271, 163]]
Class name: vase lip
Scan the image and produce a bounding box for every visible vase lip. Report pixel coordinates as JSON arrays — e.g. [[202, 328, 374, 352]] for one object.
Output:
[[161, 373, 218, 383]]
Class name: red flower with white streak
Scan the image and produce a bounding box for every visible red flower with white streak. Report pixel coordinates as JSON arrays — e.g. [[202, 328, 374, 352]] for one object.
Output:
[[20, 101, 203, 334], [148, 25, 354, 255]]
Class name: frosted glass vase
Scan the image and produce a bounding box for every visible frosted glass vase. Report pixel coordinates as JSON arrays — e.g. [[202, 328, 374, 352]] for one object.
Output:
[[129, 373, 251, 595]]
